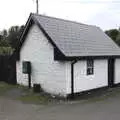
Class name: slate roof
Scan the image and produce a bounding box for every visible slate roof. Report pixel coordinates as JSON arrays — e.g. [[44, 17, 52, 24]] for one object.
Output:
[[25, 14, 120, 57]]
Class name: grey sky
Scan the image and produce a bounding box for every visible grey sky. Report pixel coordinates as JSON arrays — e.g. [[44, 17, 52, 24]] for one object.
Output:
[[0, 0, 120, 31]]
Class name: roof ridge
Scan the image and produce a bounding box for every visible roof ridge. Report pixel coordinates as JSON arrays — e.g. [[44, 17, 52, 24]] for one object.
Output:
[[31, 13, 97, 28]]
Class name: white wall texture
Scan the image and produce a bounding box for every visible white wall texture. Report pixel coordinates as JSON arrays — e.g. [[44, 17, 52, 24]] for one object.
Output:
[[115, 59, 120, 84], [70, 59, 108, 93], [16, 24, 70, 97], [16, 23, 113, 96]]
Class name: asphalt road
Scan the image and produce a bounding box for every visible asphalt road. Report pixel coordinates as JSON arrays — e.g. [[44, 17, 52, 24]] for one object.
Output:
[[0, 95, 120, 120]]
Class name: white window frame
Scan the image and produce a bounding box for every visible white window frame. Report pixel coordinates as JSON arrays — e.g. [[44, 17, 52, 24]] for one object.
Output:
[[87, 59, 94, 75]]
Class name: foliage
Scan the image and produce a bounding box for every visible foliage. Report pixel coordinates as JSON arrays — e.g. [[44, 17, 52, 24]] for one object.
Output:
[[0, 47, 14, 55], [0, 25, 24, 49], [105, 29, 119, 41], [116, 33, 120, 46], [0, 30, 9, 47], [7, 25, 24, 48], [0, 25, 24, 55], [105, 29, 120, 46]]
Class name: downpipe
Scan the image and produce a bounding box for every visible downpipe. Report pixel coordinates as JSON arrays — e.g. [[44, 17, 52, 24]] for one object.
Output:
[[71, 60, 77, 99]]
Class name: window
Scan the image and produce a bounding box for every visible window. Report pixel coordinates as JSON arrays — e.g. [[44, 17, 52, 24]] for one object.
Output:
[[87, 59, 94, 75]]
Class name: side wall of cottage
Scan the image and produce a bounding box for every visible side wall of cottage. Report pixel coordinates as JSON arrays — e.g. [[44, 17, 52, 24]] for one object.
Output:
[[66, 59, 108, 94]]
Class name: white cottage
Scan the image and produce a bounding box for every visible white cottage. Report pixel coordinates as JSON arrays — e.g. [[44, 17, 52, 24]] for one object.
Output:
[[16, 13, 120, 97]]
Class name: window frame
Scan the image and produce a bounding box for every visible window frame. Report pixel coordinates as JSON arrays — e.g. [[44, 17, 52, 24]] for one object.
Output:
[[87, 59, 94, 75]]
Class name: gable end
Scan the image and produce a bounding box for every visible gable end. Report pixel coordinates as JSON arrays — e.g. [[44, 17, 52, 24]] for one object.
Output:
[[15, 13, 65, 61]]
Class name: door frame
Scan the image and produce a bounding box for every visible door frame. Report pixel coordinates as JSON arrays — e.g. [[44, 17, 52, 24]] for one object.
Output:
[[108, 58, 115, 87]]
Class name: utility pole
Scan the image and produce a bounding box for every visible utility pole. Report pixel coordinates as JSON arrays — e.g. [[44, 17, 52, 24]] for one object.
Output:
[[36, 0, 39, 14]]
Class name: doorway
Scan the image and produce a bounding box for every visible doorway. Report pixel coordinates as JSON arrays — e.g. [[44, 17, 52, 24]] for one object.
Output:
[[108, 58, 115, 87]]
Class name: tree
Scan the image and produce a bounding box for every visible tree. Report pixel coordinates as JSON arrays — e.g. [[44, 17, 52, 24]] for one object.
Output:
[[0, 29, 9, 47], [105, 29, 120, 46], [7, 25, 24, 48], [116, 33, 120, 46], [0, 25, 24, 55], [2, 30, 7, 37], [105, 29, 119, 41]]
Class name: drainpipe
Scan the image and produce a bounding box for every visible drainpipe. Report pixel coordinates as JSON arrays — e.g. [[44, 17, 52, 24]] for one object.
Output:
[[71, 60, 77, 99]]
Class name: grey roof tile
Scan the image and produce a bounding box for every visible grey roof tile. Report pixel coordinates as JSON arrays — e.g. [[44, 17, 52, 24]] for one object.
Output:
[[32, 14, 120, 57]]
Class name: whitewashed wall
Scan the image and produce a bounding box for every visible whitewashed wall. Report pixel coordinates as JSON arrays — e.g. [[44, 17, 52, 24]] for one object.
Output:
[[68, 59, 108, 93], [115, 59, 120, 84], [16, 24, 70, 97], [16, 23, 111, 96]]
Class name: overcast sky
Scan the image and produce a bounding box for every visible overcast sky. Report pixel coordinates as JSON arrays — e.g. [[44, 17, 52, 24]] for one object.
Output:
[[0, 0, 120, 31]]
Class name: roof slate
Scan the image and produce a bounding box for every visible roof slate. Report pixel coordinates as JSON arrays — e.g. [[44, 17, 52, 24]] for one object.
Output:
[[32, 14, 120, 57]]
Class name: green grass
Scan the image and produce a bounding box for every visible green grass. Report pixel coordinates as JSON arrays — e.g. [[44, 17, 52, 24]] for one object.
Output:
[[0, 82, 59, 104], [74, 86, 120, 104], [1, 82, 120, 105], [0, 82, 15, 95], [18, 93, 50, 104]]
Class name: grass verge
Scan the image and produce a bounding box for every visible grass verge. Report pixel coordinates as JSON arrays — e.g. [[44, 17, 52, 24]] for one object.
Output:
[[73, 86, 120, 104], [0, 82, 16, 95], [0, 82, 63, 104], [1, 82, 120, 105]]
